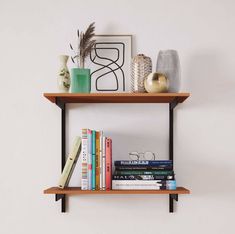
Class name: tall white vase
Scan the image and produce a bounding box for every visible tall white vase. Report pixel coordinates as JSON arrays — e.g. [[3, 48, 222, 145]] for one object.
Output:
[[58, 55, 70, 92], [156, 50, 181, 93]]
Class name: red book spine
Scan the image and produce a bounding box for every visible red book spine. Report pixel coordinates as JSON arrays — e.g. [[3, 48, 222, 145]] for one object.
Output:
[[105, 138, 112, 190]]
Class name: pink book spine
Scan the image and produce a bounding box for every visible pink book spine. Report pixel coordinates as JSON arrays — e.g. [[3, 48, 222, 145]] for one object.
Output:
[[105, 138, 112, 190]]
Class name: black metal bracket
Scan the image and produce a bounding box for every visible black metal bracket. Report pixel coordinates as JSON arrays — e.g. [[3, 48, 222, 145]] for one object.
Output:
[[55, 97, 66, 213], [169, 194, 178, 213], [169, 99, 179, 213], [56, 98, 65, 110], [55, 194, 65, 201]]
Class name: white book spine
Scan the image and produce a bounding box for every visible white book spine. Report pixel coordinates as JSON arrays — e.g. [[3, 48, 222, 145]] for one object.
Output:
[[81, 130, 88, 190], [99, 131, 103, 190], [112, 180, 176, 190], [102, 136, 106, 190]]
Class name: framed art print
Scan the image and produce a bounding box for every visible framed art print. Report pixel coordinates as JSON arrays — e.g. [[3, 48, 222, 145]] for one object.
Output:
[[88, 35, 132, 93]]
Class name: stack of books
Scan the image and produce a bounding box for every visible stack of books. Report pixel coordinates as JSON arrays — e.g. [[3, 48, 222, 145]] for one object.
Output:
[[112, 160, 176, 190], [81, 129, 112, 190]]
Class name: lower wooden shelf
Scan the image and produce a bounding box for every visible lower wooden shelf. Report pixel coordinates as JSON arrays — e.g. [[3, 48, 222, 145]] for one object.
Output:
[[44, 186, 190, 195]]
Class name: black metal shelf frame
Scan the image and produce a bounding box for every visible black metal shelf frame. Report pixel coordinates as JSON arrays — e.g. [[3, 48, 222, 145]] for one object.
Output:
[[54, 98, 180, 213]]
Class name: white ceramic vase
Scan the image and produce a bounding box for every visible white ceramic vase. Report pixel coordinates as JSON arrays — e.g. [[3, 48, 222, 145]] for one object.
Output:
[[58, 55, 70, 92], [156, 50, 181, 93]]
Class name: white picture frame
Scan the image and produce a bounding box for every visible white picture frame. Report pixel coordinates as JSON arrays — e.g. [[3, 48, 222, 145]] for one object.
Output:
[[87, 35, 132, 93]]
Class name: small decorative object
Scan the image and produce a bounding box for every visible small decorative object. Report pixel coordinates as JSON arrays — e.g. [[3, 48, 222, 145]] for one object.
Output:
[[71, 68, 91, 93], [131, 54, 152, 93], [129, 151, 156, 161], [58, 55, 70, 92], [69, 22, 96, 93], [144, 72, 168, 93], [156, 50, 181, 92], [88, 35, 132, 92]]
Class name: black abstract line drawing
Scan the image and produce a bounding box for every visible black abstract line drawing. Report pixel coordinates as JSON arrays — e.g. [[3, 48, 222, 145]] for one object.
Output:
[[90, 42, 125, 91]]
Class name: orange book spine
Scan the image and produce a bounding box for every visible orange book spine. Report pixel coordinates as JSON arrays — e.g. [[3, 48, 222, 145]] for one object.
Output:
[[105, 138, 112, 190], [95, 132, 100, 190]]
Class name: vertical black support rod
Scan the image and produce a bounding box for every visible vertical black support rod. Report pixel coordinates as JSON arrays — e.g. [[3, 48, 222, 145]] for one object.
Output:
[[169, 101, 177, 213], [169, 195, 174, 213], [61, 102, 66, 213], [56, 98, 66, 213], [169, 103, 174, 163]]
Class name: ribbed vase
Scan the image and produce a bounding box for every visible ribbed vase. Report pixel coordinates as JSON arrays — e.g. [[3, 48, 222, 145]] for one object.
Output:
[[156, 50, 181, 92], [131, 54, 152, 93]]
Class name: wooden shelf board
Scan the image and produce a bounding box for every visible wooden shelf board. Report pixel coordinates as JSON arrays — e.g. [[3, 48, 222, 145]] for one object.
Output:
[[44, 186, 190, 195], [44, 93, 190, 104]]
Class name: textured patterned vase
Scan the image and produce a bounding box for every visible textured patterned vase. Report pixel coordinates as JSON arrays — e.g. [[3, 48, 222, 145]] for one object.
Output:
[[131, 54, 152, 93], [156, 50, 180, 93], [58, 55, 70, 92]]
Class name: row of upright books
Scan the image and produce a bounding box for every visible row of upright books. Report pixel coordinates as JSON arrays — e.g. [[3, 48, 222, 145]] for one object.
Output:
[[57, 132, 176, 191], [112, 160, 176, 190], [81, 129, 112, 190]]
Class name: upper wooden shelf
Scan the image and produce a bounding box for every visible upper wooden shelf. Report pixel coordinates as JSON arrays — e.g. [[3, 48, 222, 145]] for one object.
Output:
[[44, 93, 190, 104], [44, 186, 190, 195]]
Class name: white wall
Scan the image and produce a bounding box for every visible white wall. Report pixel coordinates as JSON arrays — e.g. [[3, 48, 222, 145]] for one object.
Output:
[[1, 0, 235, 233]]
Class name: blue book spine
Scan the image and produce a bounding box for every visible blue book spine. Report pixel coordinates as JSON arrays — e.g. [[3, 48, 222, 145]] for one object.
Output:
[[92, 130, 96, 190], [114, 160, 172, 166]]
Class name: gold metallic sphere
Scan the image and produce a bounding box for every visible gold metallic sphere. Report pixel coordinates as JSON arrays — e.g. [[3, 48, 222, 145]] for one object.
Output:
[[144, 72, 169, 93]]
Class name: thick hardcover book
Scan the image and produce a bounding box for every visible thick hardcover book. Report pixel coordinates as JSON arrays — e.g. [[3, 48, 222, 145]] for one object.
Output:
[[105, 138, 112, 190], [87, 129, 92, 190], [92, 130, 96, 190], [112, 174, 174, 180], [58, 136, 81, 189], [102, 136, 106, 190], [112, 180, 176, 190], [95, 131, 100, 190], [114, 170, 174, 176], [114, 160, 172, 166], [99, 132, 103, 190], [115, 165, 173, 171], [81, 129, 88, 190]]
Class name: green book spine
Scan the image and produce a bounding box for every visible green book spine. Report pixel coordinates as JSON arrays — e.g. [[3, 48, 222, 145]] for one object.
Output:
[[92, 130, 96, 190]]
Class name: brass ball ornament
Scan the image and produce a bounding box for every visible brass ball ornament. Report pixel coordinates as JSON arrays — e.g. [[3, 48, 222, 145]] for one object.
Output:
[[144, 72, 169, 93]]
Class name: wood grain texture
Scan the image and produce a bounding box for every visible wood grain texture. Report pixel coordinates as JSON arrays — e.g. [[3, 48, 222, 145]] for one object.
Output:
[[43, 93, 190, 104], [44, 187, 190, 195]]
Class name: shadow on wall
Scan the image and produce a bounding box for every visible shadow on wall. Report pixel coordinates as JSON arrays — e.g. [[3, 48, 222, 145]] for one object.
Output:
[[184, 49, 234, 108]]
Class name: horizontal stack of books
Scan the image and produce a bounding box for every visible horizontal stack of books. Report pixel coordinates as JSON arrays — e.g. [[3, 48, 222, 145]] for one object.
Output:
[[112, 160, 176, 190], [81, 129, 112, 190]]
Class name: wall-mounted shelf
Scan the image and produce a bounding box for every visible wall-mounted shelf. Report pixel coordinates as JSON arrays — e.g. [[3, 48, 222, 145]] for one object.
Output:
[[44, 186, 190, 195], [43, 92, 190, 213], [44, 92, 189, 104]]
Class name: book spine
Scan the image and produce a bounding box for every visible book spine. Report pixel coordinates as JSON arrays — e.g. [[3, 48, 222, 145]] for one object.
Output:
[[114, 170, 174, 176], [95, 131, 100, 190], [115, 166, 173, 170], [114, 160, 172, 166], [112, 180, 176, 190], [102, 136, 106, 190], [105, 138, 112, 190], [99, 131, 103, 190], [87, 129, 92, 190], [92, 130, 96, 190], [81, 129, 88, 190], [58, 136, 81, 189], [112, 174, 174, 180]]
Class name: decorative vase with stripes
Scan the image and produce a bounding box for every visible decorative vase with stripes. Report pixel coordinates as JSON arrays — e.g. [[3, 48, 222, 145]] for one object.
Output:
[[131, 54, 152, 93]]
